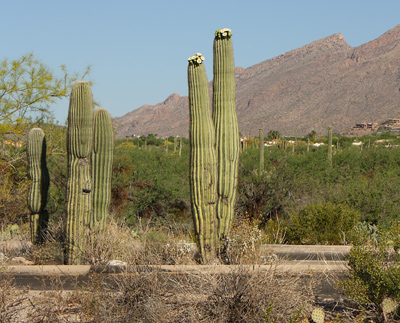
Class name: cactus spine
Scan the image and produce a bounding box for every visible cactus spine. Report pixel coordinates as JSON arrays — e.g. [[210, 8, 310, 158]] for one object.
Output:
[[66, 81, 94, 265], [328, 126, 332, 166], [212, 28, 239, 239], [259, 128, 264, 176], [188, 53, 218, 263], [27, 128, 49, 244], [92, 108, 114, 229]]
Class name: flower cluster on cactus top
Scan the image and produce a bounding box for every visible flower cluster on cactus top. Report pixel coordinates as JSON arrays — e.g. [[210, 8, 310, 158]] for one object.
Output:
[[188, 53, 205, 66], [215, 28, 232, 39]]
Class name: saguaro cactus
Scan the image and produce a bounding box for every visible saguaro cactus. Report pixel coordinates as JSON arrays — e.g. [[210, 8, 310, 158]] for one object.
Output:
[[174, 136, 178, 153], [179, 136, 182, 157], [27, 128, 49, 243], [92, 108, 114, 229], [188, 53, 218, 263], [328, 126, 332, 166], [66, 81, 94, 265], [259, 129, 264, 176], [212, 28, 239, 239]]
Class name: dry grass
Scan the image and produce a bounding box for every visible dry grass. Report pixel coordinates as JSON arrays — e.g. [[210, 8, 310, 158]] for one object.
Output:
[[0, 265, 320, 322]]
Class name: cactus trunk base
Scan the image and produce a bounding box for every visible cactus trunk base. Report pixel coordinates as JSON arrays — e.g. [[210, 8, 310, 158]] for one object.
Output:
[[66, 157, 91, 265]]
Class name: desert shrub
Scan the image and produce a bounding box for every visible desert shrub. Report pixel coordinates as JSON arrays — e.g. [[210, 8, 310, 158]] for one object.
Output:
[[338, 222, 400, 321], [286, 202, 360, 244], [262, 212, 288, 244], [84, 218, 140, 266], [112, 142, 190, 222], [0, 223, 32, 259], [222, 216, 263, 264]]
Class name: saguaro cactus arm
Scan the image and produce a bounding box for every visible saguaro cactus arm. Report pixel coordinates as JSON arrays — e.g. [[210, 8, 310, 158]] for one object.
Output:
[[92, 108, 114, 229]]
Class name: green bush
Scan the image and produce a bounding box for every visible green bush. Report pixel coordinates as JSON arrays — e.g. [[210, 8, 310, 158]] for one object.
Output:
[[338, 222, 400, 320], [286, 202, 360, 244]]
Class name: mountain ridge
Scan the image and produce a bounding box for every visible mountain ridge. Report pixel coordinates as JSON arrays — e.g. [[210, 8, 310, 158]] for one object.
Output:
[[114, 24, 400, 138]]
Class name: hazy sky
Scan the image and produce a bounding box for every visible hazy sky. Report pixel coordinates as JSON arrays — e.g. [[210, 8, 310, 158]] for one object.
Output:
[[2, 0, 399, 124]]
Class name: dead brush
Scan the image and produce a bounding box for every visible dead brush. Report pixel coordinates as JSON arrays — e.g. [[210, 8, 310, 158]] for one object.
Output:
[[221, 216, 263, 264], [201, 266, 315, 322], [0, 274, 27, 323], [76, 269, 172, 322], [83, 217, 140, 266], [69, 264, 316, 322], [0, 272, 93, 322], [0, 225, 32, 261], [26, 215, 65, 265]]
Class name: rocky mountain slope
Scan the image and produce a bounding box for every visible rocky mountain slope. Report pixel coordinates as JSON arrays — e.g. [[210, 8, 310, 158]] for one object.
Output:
[[114, 25, 400, 138]]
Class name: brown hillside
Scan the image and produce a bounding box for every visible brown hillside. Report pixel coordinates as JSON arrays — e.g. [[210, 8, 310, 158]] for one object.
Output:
[[114, 25, 400, 138]]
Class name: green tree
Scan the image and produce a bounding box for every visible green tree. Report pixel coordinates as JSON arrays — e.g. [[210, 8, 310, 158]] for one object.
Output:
[[0, 53, 91, 127], [267, 130, 281, 140], [306, 130, 317, 139]]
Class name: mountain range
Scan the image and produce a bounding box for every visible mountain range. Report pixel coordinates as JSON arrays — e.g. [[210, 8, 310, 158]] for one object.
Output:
[[114, 24, 400, 138]]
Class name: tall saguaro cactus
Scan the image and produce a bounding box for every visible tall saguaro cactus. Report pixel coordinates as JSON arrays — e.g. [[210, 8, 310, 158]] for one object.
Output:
[[188, 53, 218, 263], [212, 28, 239, 238], [27, 128, 49, 244], [259, 129, 264, 176], [66, 81, 94, 265], [92, 108, 114, 229]]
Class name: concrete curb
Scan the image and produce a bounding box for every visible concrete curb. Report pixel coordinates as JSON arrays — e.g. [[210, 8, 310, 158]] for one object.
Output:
[[1, 245, 351, 276], [3, 261, 349, 276], [262, 244, 351, 260]]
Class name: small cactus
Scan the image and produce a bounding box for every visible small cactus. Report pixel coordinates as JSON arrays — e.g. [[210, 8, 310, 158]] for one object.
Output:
[[311, 307, 325, 323], [382, 297, 398, 320], [27, 128, 50, 244]]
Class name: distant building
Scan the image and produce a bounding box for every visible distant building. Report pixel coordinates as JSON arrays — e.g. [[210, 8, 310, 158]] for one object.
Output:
[[353, 123, 378, 130]]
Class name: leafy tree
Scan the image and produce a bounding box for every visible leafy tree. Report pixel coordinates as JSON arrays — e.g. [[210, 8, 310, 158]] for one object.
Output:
[[305, 130, 317, 139], [139, 133, 163, 146], [0, 53, 91, 127], [267, 130, 281, 140]]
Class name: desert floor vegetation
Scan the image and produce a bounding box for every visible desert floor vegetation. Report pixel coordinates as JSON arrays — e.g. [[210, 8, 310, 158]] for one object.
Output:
[[0, 261, 368, 322], [3, 129, 400, 321]]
